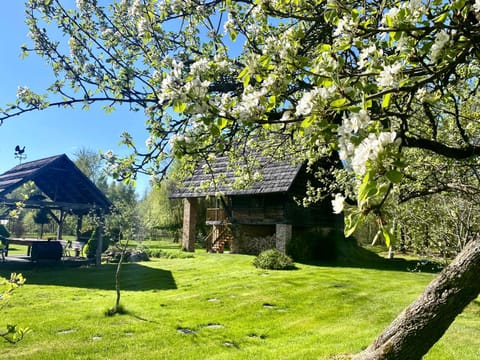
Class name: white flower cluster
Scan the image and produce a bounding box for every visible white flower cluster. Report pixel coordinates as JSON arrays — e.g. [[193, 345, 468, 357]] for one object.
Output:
[[338, 109, 371, 161], [127, 0, 143, 18], [430, 31, 450, 63], [16, 86, 31, 101], [189, 58, 210, 78], [377, 62, 403, 88], [263, 28, 296, 61], [233, 85, 267, 121], [168, 134, 186, 149], [137, 17, 151, 36], [475, 0, 480, 12], [158, 59, 184, 104], [333, 15, 356, 45], [358, 44, 382, 70], [76, 0, 86, 10], [145, 137, 154, 149], [381, 0, 427, 27], [331, 193, 345, 214], [343, 109, 371, 135], [351, 132, 397, 175], [295, 86, 337, 117], [223, 13, 235, 34]]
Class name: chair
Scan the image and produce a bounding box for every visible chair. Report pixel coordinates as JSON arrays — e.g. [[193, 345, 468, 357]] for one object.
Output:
[[62, 240, 72, 257]]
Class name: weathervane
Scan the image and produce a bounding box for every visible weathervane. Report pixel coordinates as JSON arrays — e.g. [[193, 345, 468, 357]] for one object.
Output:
[[14, 145, 27, 164]]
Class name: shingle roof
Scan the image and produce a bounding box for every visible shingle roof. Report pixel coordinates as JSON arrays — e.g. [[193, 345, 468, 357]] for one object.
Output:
[[0, 154, 112, 214], [170, 154, 303, 198]]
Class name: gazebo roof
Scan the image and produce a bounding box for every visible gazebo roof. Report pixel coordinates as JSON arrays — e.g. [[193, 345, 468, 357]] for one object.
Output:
[[0, 154, 112, 214], [170, 154, 303, 198]]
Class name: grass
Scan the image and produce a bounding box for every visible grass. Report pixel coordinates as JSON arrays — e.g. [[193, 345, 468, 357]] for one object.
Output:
[[0, 240, 479, 359]]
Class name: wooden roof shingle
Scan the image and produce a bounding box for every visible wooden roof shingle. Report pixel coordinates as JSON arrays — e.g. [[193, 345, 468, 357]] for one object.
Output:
[[170, 154, 303, 198], [0, 154, 112, 214]]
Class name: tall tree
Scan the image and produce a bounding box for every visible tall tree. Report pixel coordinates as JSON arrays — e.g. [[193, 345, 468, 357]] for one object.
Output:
[[2, 1, 480, 358], [74, 147, 108, 192]]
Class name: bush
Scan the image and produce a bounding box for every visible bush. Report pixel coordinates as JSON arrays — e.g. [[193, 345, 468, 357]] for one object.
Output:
[[253, 249, 295, 270], [83, 229, 110, 258]]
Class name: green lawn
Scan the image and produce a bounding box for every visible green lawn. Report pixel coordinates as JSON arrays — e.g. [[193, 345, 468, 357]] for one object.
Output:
[[0, 242, 479, 359]]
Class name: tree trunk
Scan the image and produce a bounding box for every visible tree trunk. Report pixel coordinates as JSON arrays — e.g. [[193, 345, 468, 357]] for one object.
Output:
[[353, 238, 480, 360]]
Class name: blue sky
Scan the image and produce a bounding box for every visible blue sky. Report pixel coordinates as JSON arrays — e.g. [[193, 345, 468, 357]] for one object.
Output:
[[0, 2, 151, 195]]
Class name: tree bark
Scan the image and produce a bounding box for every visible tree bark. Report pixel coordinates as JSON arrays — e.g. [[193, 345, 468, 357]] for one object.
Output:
[[353, 238, 480, 360]]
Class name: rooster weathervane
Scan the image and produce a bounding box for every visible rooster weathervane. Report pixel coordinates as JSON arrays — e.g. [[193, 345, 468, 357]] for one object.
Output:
[[14, 145, 27, 164]]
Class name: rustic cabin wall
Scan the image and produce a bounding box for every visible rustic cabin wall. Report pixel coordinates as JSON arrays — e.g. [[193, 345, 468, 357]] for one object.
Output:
[[230, 194, 286, 225]]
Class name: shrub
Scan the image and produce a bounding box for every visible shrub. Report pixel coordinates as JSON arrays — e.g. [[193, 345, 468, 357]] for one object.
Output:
[[253, 249, 295, 270], [83, 229, 110, 258]]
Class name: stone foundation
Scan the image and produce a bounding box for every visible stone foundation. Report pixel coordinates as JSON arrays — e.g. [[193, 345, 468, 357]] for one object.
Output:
[[275, 224, 292, 254]]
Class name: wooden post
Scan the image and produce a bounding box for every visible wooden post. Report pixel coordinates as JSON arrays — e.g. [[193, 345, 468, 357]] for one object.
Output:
[[76, 215, 83, 241], [56, 209, 68, 240], [182, 198, 197, 252]]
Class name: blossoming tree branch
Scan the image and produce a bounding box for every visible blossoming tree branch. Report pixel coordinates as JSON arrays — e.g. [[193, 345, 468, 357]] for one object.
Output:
[[2, 0, 480, 359]]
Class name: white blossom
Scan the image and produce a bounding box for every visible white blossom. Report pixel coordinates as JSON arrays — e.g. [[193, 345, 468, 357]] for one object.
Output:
[[145, 137, 154, 148], [332, 193, 345, 214], [296, 91, 316, 116], [377, 62, 403, 88], [295, 87, 335, 116], [342, 109, 371, 134], [233, 86, 267, 121], [223, 13, 235, 34], [103, 150, 114, 160], [351, 132, 397, 175], [190, 58, 209, 77], [16, 86, 30, 100], [172, 59, 184, 78], [381, 7, 400, 26], [416, 87, 428, 103], [430, 31, 450, 63], [76, 0, 86, 10], [475, 0, 480, 12], [128, 0, 143, 18], [358, 45, 380, 69], [333, 16, 356, 38]]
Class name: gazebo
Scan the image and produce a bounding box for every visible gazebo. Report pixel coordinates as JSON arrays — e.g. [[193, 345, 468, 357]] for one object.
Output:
[[0, 154, 112, 261]]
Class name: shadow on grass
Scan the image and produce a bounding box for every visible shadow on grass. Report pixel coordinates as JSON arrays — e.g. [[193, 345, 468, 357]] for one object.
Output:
[[0, 263, 177, 291], [297, 239, 444, 274]]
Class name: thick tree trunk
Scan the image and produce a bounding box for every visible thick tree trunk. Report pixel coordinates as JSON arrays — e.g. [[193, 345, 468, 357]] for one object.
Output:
[[353, 238, 480, 360]]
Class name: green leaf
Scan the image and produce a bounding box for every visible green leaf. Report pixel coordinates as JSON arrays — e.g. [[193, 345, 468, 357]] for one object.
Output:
[[345, 212, 363, 238], [301, 116, 314, 129], [217, 117, 228, 129], [434, 12, 448, 23], [173, 101, 186, 113], [385, 170, 403, 184], [330, 98, 347, 108], [382, 92, 392, 108], [382, 227, 393, 247], [237, 66, 249, 80], [385, 15, 392, 28]]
